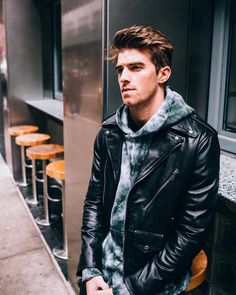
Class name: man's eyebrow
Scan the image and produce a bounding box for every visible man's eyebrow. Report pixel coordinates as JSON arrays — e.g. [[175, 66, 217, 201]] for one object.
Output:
[[115, 62, 145, 70], [115, 65, 123, 70]]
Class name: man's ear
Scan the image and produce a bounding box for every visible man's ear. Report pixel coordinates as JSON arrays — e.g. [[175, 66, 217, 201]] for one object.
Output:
[[157, 66, 171, 84]]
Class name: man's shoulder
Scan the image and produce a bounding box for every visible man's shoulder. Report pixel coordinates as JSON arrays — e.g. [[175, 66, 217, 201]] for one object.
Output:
[[189, 112, 218, 137], [101, 112, 117, 127], [171, 112, 218, 139], [95, 112, 118, 141]]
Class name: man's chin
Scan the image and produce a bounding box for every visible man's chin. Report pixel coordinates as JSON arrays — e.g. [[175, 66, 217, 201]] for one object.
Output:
[[122, 98, 137, 107], [123, 101, 133, 108]]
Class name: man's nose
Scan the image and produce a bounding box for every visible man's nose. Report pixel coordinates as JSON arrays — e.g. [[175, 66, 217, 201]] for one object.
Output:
[[120, 68, 131, 83]]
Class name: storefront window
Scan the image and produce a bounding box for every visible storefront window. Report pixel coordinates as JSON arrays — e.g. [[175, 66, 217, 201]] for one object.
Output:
[[35, 0, 62, 100], [224, 3, 236, 133], [224, 5, 236, 133]]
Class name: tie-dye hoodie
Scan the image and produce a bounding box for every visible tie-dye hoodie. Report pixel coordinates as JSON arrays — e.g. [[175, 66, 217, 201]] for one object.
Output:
[[82, 87, 194, 295]]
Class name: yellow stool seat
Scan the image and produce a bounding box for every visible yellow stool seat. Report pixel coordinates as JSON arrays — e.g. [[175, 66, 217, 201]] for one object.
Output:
[[15, 133, 50, 146], [46, 160, 65, 180], [26, 144, 64, 160], [8, 125, 39, 136], [12, 131, 49, 187], [186, 250, 207, 291]]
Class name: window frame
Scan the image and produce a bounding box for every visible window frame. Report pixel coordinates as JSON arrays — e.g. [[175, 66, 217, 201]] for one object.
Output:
[[207, 0, 236, 154], [36, 0, 63, 101]]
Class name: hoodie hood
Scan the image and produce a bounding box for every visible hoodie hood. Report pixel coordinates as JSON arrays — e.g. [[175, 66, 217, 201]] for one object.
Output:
[[116, 87, 194, 138]]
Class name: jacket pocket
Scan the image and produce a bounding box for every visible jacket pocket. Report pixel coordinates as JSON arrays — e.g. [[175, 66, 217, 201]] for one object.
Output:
[[133, 230, 164, 254], [143, 168, 179, 211]]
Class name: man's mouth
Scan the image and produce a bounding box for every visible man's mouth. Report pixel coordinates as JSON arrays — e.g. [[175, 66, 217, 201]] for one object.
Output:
[[122, 87, 135, 93]]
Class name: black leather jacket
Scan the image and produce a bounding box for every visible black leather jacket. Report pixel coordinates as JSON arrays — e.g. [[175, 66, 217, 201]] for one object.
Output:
[[77, 112, 220, 295]]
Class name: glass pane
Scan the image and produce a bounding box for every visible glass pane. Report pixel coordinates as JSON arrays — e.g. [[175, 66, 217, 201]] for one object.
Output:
[[225, 96, 236, 132], [224, 3, 236, 133]]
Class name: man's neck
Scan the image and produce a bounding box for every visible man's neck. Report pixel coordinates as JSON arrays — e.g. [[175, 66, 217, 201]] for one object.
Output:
[[128, 113, 144, 132], [129, 89, 165, 126]]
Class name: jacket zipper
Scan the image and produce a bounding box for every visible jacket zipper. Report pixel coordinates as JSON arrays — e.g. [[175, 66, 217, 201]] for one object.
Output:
[[134, 141, 182, 185], [143, 168, 179, 211], [122, 140, 182, 275]]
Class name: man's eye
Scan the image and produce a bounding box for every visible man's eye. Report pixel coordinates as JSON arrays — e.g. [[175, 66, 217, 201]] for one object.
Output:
[[117, 68, 123, 75], [132, 65, 141, 70]]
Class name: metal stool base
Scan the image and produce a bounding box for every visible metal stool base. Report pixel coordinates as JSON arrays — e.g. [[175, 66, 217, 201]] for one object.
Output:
[[25, 197, 41, 206], [36, 214, 59, 226], [17, 180, 31, 187], [53, 247, 68, 260]]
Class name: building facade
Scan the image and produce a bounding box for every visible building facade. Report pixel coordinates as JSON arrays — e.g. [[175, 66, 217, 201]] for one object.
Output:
[[0, 0, 235, 294]]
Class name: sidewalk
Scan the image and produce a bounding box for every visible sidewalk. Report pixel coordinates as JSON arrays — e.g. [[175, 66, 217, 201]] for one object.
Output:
[[0, 154, 75, 295]]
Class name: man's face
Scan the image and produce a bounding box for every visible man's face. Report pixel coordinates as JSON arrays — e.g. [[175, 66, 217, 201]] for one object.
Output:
[[116, 48, 160, 108]]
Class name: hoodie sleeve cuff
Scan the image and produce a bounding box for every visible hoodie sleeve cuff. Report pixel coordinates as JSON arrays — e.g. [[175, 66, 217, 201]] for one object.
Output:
[[82, 267, 103, 283]]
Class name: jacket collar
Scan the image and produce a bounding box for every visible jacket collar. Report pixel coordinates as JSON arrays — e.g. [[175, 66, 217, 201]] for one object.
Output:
[[102, 112, 198, 138], [170, 114, 198, 138], [102, 113, 117, 127]]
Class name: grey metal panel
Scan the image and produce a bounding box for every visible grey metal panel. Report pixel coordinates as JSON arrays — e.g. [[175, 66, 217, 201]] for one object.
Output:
[[4, 0, 43, 176], [186, 0, 214, 119], [62, 0, 103, 292], [104, 0, 190, 116]]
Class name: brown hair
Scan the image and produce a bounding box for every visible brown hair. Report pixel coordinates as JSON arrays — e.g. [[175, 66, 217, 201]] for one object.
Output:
[[108, 25, 174, 72]]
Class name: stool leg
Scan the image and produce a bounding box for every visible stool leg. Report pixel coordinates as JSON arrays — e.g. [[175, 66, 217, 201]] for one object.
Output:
[[18, 146, 29, 187], [26, 159, 40, 205], [53, 180, 68, 260], [36, 160, 58, 226]]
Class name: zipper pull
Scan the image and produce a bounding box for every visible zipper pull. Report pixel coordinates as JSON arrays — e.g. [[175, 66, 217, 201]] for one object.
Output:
[[170, 168, 179, 180]]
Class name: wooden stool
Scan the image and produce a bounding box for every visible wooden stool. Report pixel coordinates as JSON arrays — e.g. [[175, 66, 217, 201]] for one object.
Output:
[[9, 125, 39, 186], [186, 250, 207, 292], [46, 160, 67, 260], [9, 125, 39, 136], [26, 144, 64, 226], [15, 133, 50, 187], [14, 131, 50, 187]]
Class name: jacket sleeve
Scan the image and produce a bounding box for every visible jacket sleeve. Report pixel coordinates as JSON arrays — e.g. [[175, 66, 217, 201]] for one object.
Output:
[[77, 129, 106, 276], [125, 132, 220, 295]]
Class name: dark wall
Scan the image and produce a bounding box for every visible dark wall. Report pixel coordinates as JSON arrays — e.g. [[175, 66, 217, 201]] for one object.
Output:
[[103, 0, 214, 120], [187, 0, 214, 120]]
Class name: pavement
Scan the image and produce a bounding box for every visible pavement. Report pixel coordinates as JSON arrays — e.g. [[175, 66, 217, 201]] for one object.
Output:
[[0, 154, 75, 295]]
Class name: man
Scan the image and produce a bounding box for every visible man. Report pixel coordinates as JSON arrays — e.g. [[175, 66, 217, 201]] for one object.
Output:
[[77, 25, 220, 295]]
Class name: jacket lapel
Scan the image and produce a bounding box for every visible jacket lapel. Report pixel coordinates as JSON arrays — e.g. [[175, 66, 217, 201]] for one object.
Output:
[[105, 127, 123, 182], [136, 131, 183, 182]]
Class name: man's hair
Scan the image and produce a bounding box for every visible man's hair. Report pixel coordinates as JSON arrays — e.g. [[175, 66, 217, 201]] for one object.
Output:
[[108, 25, 174, 72]]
